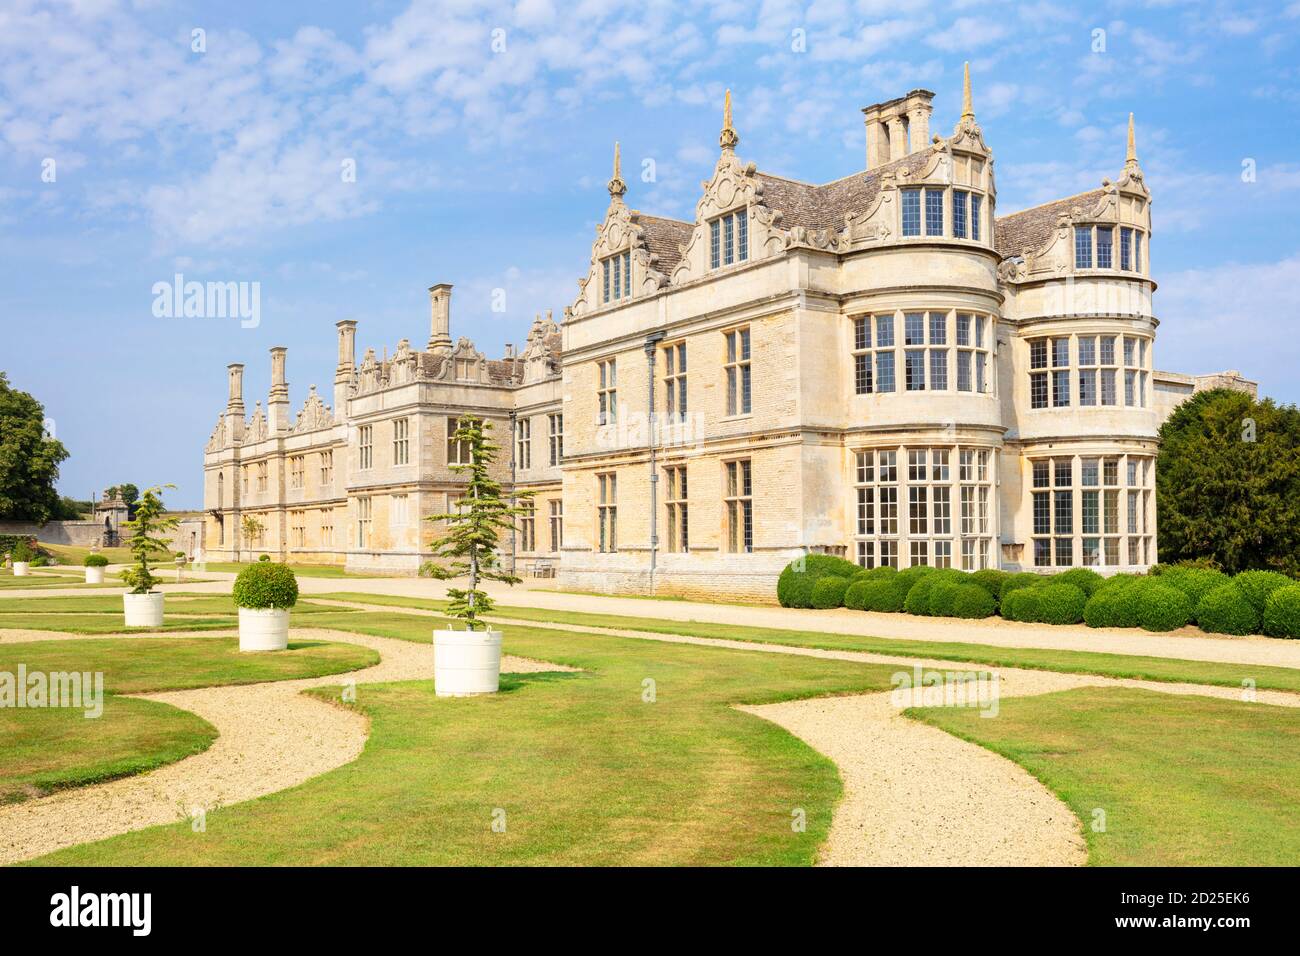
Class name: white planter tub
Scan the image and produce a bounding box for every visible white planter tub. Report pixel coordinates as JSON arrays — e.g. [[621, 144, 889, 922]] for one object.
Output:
[[123, 592, 164, 627], [12, 562, 29, 577], [85, 566, 105, 584], [433, 629, 502, 697], [239, 607, 290, 652]]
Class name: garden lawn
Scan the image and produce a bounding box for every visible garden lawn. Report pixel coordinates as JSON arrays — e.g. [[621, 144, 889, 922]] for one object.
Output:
[[30, 614, 906, 866], [201, 561, 361, 578], [310, 592, 1300, 694], [0, 637, 376, 804], [908, 687, 1300, 866]]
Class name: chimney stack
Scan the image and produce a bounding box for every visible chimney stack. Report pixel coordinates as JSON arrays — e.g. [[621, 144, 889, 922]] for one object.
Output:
[[335, 320, 357, 416], [268, 346, 290, 433], [862, 88, 935, 171], [227, 363, 245, 411], [504, 343, 515, 360], [428, 283, 453, 351]]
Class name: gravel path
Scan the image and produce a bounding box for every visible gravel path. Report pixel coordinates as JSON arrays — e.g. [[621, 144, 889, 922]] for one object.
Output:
[[0, 626, 571, 865]]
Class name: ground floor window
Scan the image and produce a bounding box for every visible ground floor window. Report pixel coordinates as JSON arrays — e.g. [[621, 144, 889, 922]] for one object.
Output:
[[853, 445, 994, 569], [519, 500, 535, 552], [1030, 453, 1153, 567], [549, 499, 563, 552]]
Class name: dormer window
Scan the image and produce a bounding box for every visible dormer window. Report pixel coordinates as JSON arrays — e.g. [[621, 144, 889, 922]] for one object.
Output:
[[709, 211, 748, 269], [1074, 224, 1144, 272], [901, 188, 946, 238], [602, 250, 631, 304], [1096, 227, 1113, 268]]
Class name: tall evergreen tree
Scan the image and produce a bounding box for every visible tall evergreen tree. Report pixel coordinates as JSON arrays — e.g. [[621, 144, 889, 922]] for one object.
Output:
[[1157, 388, 1300, 576], [0, 371, 69, 524]]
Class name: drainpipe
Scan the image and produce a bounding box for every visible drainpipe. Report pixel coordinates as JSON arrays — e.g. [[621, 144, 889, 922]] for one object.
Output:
[[508, 408, 518, 576], [643, 331, 666, 594]]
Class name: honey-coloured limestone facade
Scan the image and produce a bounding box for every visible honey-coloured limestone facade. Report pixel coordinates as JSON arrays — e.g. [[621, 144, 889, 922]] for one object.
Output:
[[202, 66, 1250, 600]]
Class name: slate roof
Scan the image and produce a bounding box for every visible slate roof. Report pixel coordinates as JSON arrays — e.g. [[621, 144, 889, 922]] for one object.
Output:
[[993, 189, 1105, 260], [753, 150, 932, 234], [638, 214, 694, 273]]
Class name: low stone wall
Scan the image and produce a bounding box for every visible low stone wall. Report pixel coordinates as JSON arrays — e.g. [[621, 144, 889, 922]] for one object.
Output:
[[0, 520, 108, 547]]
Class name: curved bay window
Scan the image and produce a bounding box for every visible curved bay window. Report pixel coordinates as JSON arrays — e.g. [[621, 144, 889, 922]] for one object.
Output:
[[852, 310, 993, 396], [854, 445, 995, 570], [1030, 453, 1154, 568]]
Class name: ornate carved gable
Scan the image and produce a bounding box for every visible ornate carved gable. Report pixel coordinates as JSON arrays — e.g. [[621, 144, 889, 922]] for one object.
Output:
[[571, 202, 680, 316], [245, 402, 268, 443], [520, 312, 562, 384], [426, 336, 490, 384], [389, 338, 418, 385], [205, 415, 227, 453], [292, 385, 333, 433]]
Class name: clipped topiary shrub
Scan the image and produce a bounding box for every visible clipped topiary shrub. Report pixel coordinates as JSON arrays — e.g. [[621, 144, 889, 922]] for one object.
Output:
[[1083, 587, 1121, 628], [1055, 567, 1105, 597], [970, 569, 1009, 605], [1096, 572, 1143, 592], [903, 575, 939, 616], [952, 583, 996, 619], [844, 579, 871, 610], [895, 564, 937, 594], [1160, 567, 1231, 614], [999, 571, 1042, 603], [861, 579, 908, 613], [1001, 587, 1042, 623], [1036, 583, 1087, 625], [1263, 585, 1300, 639], [776, 554, 860, 608], [865, 565, 898, 580], [928, 579, 963, 617], [1232, 570, 1294, 614], [810, 576, 849, 609], [1195, 584, 1260, 636], [1135, 582, 1193, 632], [233, 562, 300, 610], [84, 554, 109, 568]]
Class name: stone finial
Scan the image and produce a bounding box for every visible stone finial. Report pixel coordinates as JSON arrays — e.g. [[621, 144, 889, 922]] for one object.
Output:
[[607, 141, 627, 199], [1125, 112, 1138, 170], [720, 88, 739, 152], [961, 61, 975, 122]]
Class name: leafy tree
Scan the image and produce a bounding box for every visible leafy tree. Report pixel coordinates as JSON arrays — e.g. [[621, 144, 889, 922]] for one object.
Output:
[[420, 416, 531, 628], [0, 371, 69, 524], [241, 514, 265, 552], [119, 485, 179, 594], [1157, 388, 1300, 576]]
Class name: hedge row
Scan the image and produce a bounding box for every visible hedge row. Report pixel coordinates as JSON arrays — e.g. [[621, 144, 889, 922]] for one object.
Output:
[[776, 556, 1300, 638]]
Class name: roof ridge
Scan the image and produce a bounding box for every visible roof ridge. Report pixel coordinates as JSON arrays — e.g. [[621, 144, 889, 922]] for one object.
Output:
[[996, 187, 1105, 221]]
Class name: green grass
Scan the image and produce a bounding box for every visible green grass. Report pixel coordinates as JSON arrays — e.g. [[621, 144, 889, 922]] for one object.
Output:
[[0, 636, 377, 805], [35, 543, 138, 565], [0, 574, 121, 590], [908, 687, 1300, 866], [312, 592, 1300, 694], [201, 561, 362, 578], [30, 613, 909, 866], [2, 697, 216, 804], [0, 614, 236, 634]]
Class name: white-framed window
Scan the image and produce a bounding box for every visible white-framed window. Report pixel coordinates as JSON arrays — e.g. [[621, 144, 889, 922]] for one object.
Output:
[[289, 455, 305, 489], [725, 459, 753, 553], [1075, 224, 1145, 271], [709, 211, 748, 269], [665, 464, 688, 553], [321, 510, 334, 547], [1029, 336, 1070, 409], [852, 314, 896, 394], [900, 187, 947, 238], [548, 499, 563, 552], [319, 450, 333, 486], [241, 465, 249, 495], [855, 446, 993, 570], [548, 413, 564, 467], [393, 418, 410, 466], [290, 510, 306, 548], [391, 493, 409, 528], [1031, 453, 1152, 568], [597, 359, 617, 426], [358, 425, 373, 470], [519, 499, 536, 552], [447, 417, 470, 465], [724, 327, 751, 415], [664, 342, 687, 422], [515, 417, 531, 470], [903, 311, 950, 391], [602, 250, 632, 304], [597, 472, 617, 552], [1123, 336, 1148, 407], [356, 496, 372, 549], [256, 461, 268, 492]]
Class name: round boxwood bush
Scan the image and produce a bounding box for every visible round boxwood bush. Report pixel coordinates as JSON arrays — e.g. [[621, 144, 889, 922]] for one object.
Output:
[[1036, 583, 1087, 625], [861, 579, 908, 612], [1232, 570, 1294, 614], [1083, 587, 1122, 628], [1262, 585, 1300, 639], [952, 583, 996, 619], [233, 562, 300, 610], [1160, 567, 1231, 614], [1001, 587, 1042, 623], [1054, 567, 1104, 597], [776, 554, 859, 608], [844, 579, 871, 610], [970, 569, 1008, 604], [1134, 582, 1193, 632], [84, 554, 109, 568], [903, 575, 939, 616], [928, 579, 963, 617], [810, 575, 849, 609], [895, 564, 937, 593], [1195, 584, 1260, 636], [865, 565, 898, 580], [999, 571, 1042, 603]]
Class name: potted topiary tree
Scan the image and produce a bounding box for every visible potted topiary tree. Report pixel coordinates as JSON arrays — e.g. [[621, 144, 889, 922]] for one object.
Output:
[[232, 562, 298, 651], [120, 485, 179, 627], [84, 553, 109, 584], [11, 540, 34, 577], [421, 416, 532, 696]]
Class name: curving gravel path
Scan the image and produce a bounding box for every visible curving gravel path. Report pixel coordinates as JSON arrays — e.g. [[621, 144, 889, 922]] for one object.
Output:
[[0, 626, 572, 865]]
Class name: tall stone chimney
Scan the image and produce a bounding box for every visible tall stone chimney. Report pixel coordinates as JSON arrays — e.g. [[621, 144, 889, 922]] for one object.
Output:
[[862, 89, 935, 170], [225, 363, 246, 443], [335, 320, 357, 416], [428, 283, 453, 352], [268, 346, 290, 433]]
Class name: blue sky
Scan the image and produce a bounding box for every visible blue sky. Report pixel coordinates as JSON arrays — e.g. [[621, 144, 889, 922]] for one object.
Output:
[[2, 0, 1299, 509]]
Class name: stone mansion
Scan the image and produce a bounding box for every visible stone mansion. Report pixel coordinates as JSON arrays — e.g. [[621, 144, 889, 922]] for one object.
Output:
[[201, 67, 1254, 599]]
